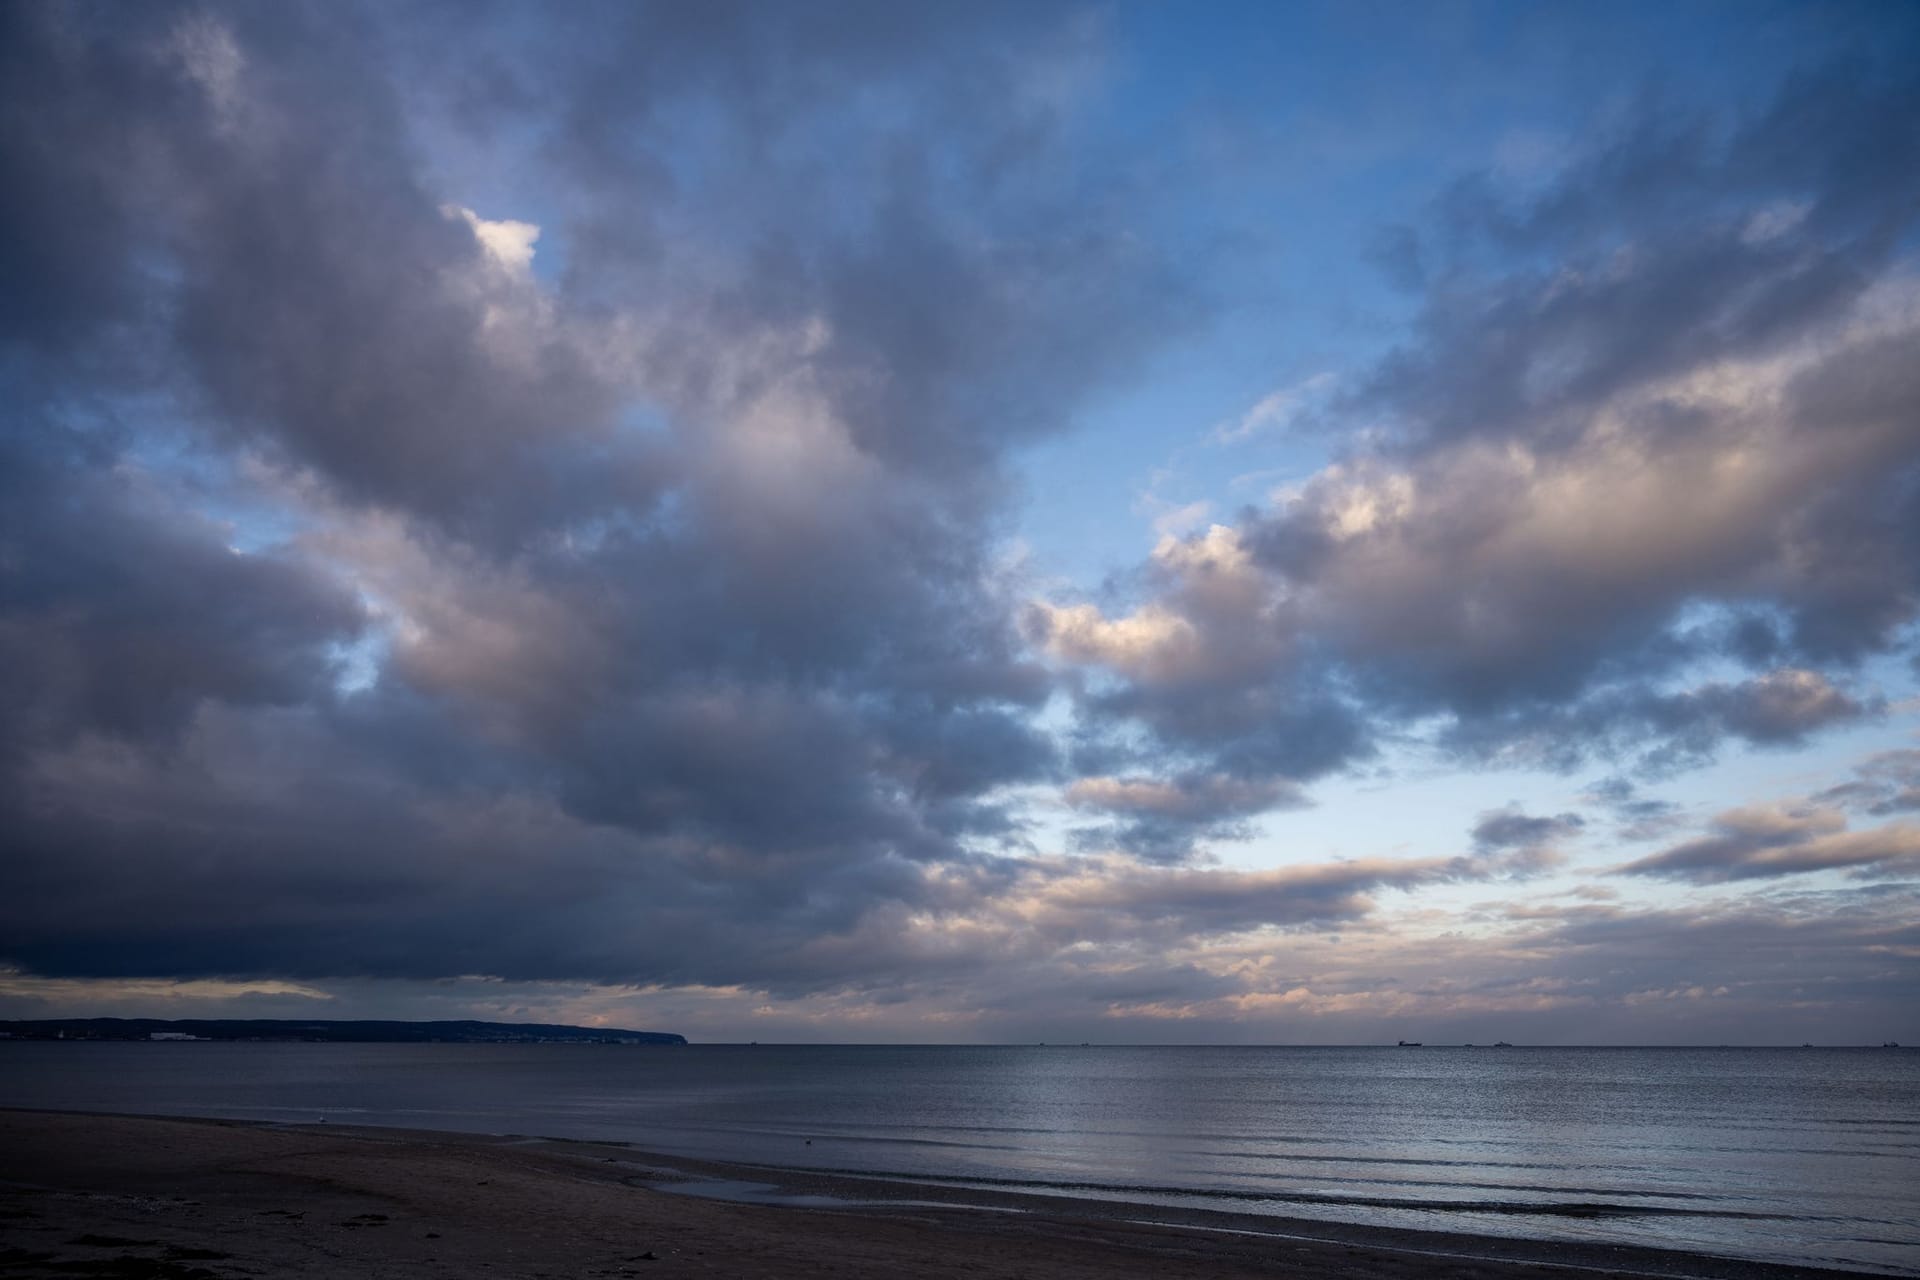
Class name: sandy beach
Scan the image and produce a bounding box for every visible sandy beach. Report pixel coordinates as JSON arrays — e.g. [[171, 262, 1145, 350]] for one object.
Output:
[[0, 1109, 1881, 1280]]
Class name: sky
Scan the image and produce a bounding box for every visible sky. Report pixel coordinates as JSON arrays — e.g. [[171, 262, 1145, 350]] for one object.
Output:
[[3, 0, 1919, 1045]]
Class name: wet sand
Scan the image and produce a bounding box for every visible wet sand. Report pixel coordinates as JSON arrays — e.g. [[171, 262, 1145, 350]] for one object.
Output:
[[0, 1109, 1874, 1279]]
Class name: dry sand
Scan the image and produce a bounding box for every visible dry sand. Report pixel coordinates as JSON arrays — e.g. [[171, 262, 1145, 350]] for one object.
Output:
[[0, 1110, 1868, 1279]]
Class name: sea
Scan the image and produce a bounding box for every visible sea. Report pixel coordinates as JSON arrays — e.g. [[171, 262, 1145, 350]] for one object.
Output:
[[3, 1043, 1916, 1275]]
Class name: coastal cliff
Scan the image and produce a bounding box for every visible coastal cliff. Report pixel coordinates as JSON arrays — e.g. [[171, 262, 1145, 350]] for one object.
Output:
[[0, 1018, 686, 1044]]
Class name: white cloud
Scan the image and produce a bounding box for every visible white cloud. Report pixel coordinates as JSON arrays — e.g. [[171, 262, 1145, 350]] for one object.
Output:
[[1214, 371, 1336, 444], [1032, 600, 1199, 679], [168, 14, 246, 129], [1149, 498, 1212, 538], [444, 204, 542, 274]]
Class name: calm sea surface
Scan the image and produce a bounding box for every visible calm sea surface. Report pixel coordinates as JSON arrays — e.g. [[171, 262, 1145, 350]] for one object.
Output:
[[3, 1043, 1916, 1274]]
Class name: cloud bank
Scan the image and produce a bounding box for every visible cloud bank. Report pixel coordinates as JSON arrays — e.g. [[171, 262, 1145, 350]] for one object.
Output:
[[2, 1, 1917, 1041]]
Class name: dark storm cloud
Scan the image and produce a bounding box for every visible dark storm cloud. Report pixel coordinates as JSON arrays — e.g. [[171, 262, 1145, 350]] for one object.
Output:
[[1053, 50, 1920, 807], [0, 432, 367, 749], [0, 1, 644, 543], [0, 0, 1181, 991], [0, 696, 1032, 992]]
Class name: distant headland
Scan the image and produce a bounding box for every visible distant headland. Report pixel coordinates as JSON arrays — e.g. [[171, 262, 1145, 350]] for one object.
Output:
[[0, 1018, 686, 1045]]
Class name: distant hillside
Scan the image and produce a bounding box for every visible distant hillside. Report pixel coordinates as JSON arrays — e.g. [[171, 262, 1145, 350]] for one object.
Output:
[[0, 1018, 686, 1045]]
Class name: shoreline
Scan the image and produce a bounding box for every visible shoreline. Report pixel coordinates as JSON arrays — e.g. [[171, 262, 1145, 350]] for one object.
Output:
[[0, 1109, 1893, 1279]]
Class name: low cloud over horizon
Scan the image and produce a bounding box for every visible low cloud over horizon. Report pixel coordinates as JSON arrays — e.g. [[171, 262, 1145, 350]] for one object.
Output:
[[2, 0, 1917, 1044]]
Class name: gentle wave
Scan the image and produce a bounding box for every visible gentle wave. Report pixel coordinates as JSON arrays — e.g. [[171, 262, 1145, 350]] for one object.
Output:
[[3, 1042, 1915, 1275], [815, 1166, 1795, 1221]]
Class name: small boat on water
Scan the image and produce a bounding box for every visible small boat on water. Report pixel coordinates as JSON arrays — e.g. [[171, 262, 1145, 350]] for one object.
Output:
[[1397, 1040, 1423, 1047], [1492, 1041, 1514, 1048], [1886, 1041, 1902, 1048]]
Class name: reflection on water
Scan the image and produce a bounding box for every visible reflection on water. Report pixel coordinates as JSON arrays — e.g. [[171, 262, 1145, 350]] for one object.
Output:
[[2, 1043, 1915, 1274]]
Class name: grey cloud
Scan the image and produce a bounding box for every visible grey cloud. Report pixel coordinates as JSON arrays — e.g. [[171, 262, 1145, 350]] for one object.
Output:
[[1814, 748, 1920, 816], [1090, 681, 1373, 782], [1582, 776, 1685, 842], [1052, 57, 1919, 802], [1021, 846, 1546, 943], [0, 0, 1181, 993], [1438, 670, 1877, 776], [1471, 807, 1583, 854], [1383, 62, 1920, 453], [0, 700, 952, 990], [1064, 828, 1578, 952], [0, 433, 366, 748], [1518, 886, 1920, 1020], [1066, 687, 1370, 862], [1383, 887, 1920, 1044], [1470, 811, 1573, 850], [507, 0, 1186, 484], [931, 883, 1919, 1043], [743, 883, 1920, 1045], [1618, 803, 1920, 883], [3, 2, 641, 544], [1067, 772, 1305, 822], [1706, 668, 1872, 742], [1063, 770, 1307, 862]]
